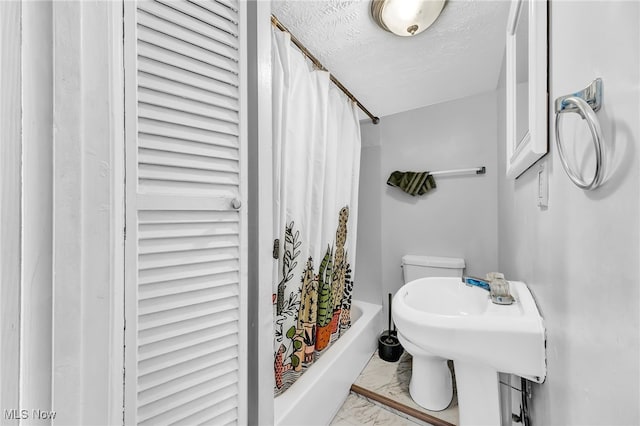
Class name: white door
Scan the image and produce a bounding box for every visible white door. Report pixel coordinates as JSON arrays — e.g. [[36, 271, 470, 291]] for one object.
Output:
[[124, 1, 247, 424]]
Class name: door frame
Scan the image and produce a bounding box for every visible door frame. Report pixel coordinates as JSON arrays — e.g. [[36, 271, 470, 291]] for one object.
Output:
[[246, 1, 275, 424], [50, 1, 125, 423]]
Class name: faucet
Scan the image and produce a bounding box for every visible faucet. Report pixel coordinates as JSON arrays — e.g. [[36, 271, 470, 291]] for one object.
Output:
[[462, 275, 515, 305]]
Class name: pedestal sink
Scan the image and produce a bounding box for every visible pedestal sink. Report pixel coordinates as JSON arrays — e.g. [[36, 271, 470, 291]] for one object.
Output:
[[392, 277, 546, 426]]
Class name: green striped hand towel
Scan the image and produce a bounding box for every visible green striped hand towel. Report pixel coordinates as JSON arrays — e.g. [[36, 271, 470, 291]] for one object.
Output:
[[386, 171, 436, 196]]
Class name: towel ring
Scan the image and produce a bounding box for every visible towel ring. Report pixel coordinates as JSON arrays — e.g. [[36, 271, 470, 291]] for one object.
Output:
[[555, 96, 604, 190]]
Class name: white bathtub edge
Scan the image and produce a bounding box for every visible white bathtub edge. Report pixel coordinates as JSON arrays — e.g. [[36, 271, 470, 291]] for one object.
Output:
[[274, 300, 383, 426]]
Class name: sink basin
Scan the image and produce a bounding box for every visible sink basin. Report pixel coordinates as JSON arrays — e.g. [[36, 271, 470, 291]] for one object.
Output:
[[404, 278, 489, 316], [393, 277, 546, 425]]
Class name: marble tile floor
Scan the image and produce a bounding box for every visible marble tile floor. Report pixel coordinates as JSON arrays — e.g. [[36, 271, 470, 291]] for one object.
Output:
[[330, 351, 459, 426], [330, 392, 423, 426]]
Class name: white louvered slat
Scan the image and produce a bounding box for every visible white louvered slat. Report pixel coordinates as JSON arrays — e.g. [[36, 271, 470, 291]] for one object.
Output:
[[138, 362, 238, 408], [137, 194, 234, 212], [138, 166, 238, 188], [137, 10, 238, 60], [138, 134, 239, 160], [139, 220, 239, 239], [138, 42, 239, 87], [153, 0, 238, 35], [137, 25, 237, 71], [138, 286, 238, 316], [137, 103, 239, 136], [138, 69, 239, 108], [138, 88, 238, 123], [125, 0, 246, 423], [138, 259, 239, 285], [138, 320, 238, 362], [138, 179, 236, 196], [138, 234, 239, 254], [138, 381, 238, 425], [139, 209, 238, 224], [215, 0, 239, 13], [171, 396, 237, 426], [138, 373, 238, 421], [138, 296, 238, 333], [139, 271, 238, 299], [138, 148, 239, 173], [139, 354, 238, 393], [138, 162, 238, 185], [194, 0, 238, 24], [138, 246, 239, 270], [138, 333, 238, 377], [139, 307, 239, 346], [137, 165, 239, 187], [139, 374, 238, 424], [138, 117, 237, 148], [137, 1, 239, 49]]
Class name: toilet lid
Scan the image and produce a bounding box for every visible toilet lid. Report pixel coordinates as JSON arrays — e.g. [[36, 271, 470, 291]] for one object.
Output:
[[401, 255, 465, 269]]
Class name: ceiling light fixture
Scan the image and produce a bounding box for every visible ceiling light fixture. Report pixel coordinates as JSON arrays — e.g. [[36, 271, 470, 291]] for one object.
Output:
[[371, 0, 446, 37]]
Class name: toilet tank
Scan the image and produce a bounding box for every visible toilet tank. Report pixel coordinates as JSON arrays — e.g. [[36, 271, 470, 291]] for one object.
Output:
[[401, 255, 465, 283]]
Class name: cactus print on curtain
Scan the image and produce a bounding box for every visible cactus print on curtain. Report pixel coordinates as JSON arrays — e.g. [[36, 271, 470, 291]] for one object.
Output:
[[273, 208, 355, 395], [272, 27, 362, 397]]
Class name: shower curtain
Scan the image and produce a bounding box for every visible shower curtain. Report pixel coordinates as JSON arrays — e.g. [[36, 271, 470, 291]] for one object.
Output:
[[272, 28, 362, 396]]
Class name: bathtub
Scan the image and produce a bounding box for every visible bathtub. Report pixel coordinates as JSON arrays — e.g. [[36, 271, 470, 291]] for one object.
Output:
[[274, 300, 382, 426]]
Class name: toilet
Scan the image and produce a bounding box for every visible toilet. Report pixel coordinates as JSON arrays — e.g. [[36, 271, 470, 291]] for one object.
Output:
[[396, 255, 465, 411]]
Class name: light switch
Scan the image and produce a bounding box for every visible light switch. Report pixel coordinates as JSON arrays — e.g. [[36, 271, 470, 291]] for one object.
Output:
[[537, 163, 548, 209]]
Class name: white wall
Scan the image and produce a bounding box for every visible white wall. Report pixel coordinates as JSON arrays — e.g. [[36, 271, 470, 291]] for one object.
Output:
[[497, 2, 640, 424], [357, 91, 499, 319], [0, 3, 22, 420], [354, 122, 383, 306]]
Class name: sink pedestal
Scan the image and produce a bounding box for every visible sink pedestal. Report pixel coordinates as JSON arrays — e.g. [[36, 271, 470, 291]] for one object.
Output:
[[455, 360, 501, 426]]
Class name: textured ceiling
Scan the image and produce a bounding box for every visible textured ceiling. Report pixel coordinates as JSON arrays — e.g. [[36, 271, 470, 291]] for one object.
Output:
[[272, 0, 510, 119]]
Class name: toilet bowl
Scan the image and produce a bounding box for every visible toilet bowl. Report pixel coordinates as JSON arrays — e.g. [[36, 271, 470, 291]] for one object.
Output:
[[395, 255, 465, 411], [397, 331, 452, 411]]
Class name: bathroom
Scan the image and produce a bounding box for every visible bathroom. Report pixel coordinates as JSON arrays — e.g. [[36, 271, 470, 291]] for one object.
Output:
[[0, 0, 638, 425]]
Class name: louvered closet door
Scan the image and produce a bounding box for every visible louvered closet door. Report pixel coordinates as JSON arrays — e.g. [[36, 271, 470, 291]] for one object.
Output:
[[124, 1, 247, 424]]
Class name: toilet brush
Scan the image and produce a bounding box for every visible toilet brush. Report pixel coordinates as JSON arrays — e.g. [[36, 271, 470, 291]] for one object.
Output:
[[378, 293, 403, 362], [384, 293, 394, 343]]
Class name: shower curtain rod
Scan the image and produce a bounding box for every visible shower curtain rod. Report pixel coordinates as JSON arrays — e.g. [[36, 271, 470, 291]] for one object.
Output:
[[271, 14, 380, 125]]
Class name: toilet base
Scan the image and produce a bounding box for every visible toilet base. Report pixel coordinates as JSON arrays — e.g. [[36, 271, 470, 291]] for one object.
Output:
[[409, 354, 453, 411]]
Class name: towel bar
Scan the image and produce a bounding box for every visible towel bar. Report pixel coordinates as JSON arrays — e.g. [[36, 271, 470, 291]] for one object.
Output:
[[554, 79, 604, 190], [430, 166, 486, 176]]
